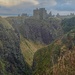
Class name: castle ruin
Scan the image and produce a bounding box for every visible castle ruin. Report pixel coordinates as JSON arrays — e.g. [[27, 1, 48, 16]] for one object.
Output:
[[33, 8, 47, 19]]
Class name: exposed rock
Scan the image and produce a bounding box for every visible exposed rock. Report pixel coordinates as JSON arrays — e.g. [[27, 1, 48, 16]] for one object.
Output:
[[7, 17, 63, 44]]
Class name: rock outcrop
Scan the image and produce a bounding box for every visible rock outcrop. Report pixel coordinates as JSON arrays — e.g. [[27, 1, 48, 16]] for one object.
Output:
[[7, 17, 63, 44]]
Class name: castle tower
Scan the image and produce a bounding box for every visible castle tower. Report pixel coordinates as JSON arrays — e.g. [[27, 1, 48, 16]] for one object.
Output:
[[33, 8, 47, 19], [33, 8, 40, 19]]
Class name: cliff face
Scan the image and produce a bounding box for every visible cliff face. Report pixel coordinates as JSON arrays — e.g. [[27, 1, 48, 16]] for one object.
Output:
[[0, 17, 31, 75], [32, 29, 75, 75], [7, 17, 63, 44]]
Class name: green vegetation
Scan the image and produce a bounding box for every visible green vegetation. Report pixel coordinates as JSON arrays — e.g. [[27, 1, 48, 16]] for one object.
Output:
[[0, 17, 13, 30], [0, 40, 3, 48], [0, 17, 32, 75], [0, 59, 7, 75], [61, 17, 75, 33], [1, 16, 75, 75], [33, 41, 61, 75], [33, 29, 75, 75], [20, 35, 45, 66]]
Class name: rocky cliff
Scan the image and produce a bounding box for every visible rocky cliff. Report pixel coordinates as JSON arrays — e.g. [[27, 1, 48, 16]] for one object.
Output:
[[7, 17, 63, 44], [0, 17, 31, 75]]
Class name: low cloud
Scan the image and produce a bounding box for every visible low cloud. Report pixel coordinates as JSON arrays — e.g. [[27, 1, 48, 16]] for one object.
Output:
[[37, 0, 57, 7], [0, 0, 39, 7]]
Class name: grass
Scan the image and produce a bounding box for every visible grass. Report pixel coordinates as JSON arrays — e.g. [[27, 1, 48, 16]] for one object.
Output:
[[0, 17, 14, 30], [0, 59, 7, 75], [0, 40, 3, 48], [33, 30, 75, 75], [20, 35, 45, 66]]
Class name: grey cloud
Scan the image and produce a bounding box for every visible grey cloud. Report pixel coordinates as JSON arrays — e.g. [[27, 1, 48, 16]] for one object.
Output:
[[0, 0, 75, 15]]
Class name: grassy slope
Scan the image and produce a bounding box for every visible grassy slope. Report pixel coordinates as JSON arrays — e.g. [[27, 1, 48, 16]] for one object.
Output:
[[0, 17, 32, 75], [0, 17, 13, 75], [33, 41, 60, 75], [20, 35, 45, 66], [0, 17, 14, 49], [33, 30, 75, 75], [53, 49, 75, 75], [0, 17, 14, 30]]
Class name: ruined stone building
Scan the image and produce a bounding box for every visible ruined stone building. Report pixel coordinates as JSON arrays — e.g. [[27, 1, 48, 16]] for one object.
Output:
[[33, 8, 47, 19], [21, 13, 28, 17]]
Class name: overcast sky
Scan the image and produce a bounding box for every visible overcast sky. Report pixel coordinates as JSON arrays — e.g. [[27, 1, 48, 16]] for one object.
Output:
[[0, 0, 75, 16]]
